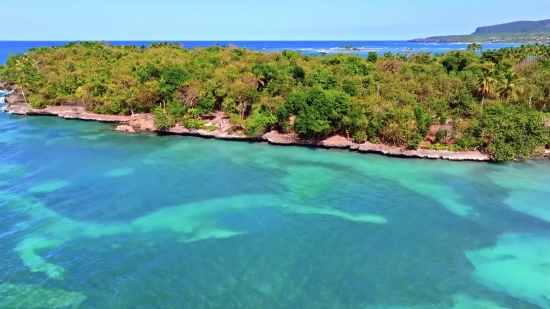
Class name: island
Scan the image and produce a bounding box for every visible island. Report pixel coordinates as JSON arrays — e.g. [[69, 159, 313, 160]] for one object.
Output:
[[1, 42, 549, 161], [410, 19, 550, 43]]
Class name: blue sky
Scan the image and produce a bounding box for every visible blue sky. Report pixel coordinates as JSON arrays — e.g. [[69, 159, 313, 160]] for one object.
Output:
[[5, 0, 550, 40]]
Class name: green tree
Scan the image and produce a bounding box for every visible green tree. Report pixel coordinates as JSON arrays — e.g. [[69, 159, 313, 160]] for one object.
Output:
[[466, 43, 483, 53], [476, 105, 549, 161], [478, 70, 497, 108], [367, 52, 378, 63], [498, 71, 524, 102]]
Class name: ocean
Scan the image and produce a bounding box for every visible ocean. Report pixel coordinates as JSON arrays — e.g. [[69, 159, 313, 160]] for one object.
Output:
[[0, 108, 549, 308], [0, 41, 522, 64]]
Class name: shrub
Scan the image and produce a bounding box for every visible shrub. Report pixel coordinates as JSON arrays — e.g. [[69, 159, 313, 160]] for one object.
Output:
[[377, 109, 418, 146], [205, 125, 218, 132], [456, 135, 477, 150], [476, 105, 550, 161], [437, 110, 448, 125], [245, 109, 276, 137], [168, 101, 185, 119], [342, 79, 358, 96], [435, 129, 447, 142], [153, 107, 174, 130], [291, 66, 306, 82], [407, 136, 422, 149], [367, 52, 378, 63], [352, 131, 367, 143], [182, 117, 204, 130], [196, 96, 216, 114], [284, 88, 351, 138], [449, 144, 463, 151]]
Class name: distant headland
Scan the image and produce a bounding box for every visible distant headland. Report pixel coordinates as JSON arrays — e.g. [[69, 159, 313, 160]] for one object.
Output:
[[410, 19, 550, 43]]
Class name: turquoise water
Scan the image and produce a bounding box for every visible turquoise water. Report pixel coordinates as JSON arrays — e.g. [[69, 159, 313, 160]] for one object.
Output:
[[0, 111, 550, 309]]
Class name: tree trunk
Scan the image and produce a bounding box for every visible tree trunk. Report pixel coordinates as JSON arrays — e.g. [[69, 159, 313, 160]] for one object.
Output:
[[218, 111, 225, 132], [481, 95, 485, 109], [20, 88, 28, 105]]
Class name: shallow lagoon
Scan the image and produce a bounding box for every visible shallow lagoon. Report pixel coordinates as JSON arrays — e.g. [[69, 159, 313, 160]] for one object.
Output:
[[0, 112, 549, 308]]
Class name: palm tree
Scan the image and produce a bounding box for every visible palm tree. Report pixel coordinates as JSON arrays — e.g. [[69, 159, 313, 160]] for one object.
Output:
[[14, 57, 29, 105], [467, 43, 482, 53], [478, 70, 497, 108], [498, 71, 524, 102]]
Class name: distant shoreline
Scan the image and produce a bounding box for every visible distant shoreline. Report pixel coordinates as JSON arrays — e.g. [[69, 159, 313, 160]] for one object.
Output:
[[410, 18, 550, 44], [408, 37, 548, 44]]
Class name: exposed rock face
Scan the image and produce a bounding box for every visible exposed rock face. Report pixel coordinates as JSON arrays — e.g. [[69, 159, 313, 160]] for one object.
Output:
[[2, 95, 135, 122], [263, 131, 490, 161], [350, 142, 490, 161], [262, 131, 353, 148], [319, 135, 354, 148], [428, 120, 454, 144], [114, 125, 136, 133], [0, 81, 14, 91], [128, 114, 154, 131], [262, 131, 296, 145], [167, 124, 252, 140], [2, 99, 493, 162]]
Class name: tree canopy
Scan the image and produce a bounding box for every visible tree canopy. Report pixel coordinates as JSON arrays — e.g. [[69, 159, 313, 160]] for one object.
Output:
[[1, 42, 549, 161]]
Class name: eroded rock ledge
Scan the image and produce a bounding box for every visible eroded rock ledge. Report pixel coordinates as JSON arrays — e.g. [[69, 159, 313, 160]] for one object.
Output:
[[262, 131, 490, 161], [1, 99, 491, 162]]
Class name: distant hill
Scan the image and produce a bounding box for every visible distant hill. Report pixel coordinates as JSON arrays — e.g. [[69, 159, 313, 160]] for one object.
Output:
[[410, 19, 550, 43], [473, 19, 550, 35]]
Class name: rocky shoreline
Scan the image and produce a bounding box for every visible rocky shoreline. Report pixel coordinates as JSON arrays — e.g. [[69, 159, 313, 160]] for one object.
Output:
[[0, 93, 493, 161]]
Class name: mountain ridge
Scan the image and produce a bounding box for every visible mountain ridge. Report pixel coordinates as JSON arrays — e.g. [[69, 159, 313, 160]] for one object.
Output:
[[410, 18, 550, 43], [473, 19, 550, 35]]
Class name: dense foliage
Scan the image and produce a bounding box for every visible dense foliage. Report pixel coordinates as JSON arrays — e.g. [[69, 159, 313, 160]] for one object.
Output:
[[1, 42, 550, 161]]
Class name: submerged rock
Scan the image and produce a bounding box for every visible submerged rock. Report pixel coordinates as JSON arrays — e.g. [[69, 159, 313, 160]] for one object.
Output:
[[114, 125, 136, 133]]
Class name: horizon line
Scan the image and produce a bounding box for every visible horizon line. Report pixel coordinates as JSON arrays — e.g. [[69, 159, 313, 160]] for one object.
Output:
[[0, 39, 413, 42]]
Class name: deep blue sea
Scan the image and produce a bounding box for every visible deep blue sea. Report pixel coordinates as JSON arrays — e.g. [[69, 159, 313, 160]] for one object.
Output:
[[1, 102, 550, 308], [0, 41, 522, 64]]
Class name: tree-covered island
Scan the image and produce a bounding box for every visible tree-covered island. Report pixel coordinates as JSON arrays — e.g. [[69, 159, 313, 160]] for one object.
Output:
[[1, 42, 550, 161]]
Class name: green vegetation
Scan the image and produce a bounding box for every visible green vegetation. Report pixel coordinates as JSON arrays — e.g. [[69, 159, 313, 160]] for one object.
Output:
[[411, 19, 550, 43], [1, 42, 550, 161]]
